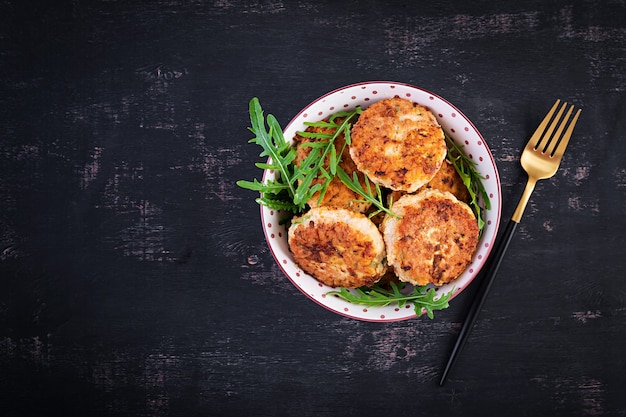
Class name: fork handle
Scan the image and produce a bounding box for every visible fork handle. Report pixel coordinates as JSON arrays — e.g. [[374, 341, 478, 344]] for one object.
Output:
[[439, 218, 518, 386], [512, 177, 537, 222]]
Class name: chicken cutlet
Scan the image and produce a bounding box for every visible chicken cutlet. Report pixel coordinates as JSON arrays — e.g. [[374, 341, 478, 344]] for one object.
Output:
[[350, 97, 447, 193], [420, 159, 471, 203], [288, 207, 386, 288], [381, 189, 479, 286]]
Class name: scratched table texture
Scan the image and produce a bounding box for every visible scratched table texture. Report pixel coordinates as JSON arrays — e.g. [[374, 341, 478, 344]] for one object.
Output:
[[1, 0, 625, 416]]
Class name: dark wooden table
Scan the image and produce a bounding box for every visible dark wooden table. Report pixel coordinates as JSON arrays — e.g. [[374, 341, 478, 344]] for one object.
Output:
[[1, 1, 625, 416]]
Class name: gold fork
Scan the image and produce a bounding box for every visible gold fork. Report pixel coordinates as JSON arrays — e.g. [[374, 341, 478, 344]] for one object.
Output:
[[512, 100, 583, 222], [440, 99, 582, 385]]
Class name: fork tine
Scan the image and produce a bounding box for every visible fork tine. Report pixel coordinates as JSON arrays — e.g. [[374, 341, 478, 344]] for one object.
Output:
[[540, 101, 568, 153], [528, 99, 561, 150], [545, 103, 574, 155], [551, 107, 582, 158]]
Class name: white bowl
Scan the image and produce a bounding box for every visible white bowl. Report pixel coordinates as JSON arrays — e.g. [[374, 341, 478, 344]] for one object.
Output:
[[260, 81, 501, 321]]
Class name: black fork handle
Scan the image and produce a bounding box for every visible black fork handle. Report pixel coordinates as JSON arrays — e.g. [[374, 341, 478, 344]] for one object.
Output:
[[439, 219, 518, 386]]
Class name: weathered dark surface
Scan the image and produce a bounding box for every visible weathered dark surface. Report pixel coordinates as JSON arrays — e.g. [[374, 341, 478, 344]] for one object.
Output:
[[1, 1, 625, 416]]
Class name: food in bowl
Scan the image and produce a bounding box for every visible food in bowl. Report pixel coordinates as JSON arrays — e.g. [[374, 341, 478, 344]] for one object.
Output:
[[237, 82, 501, 321], [288, 97, 481, 289]]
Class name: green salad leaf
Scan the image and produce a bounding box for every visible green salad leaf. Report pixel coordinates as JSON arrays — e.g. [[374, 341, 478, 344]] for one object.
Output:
[[236, 97, 302, 212], [326, 281, 453, 319], [237, 98, 363, 213], [292, 108, 361, 207], [444, 132, 491, 232], [335, 166, 397, 218]]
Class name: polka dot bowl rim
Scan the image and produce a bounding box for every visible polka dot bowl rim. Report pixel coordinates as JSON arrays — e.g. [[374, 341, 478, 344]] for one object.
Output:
[[260, 81, 502, 322]]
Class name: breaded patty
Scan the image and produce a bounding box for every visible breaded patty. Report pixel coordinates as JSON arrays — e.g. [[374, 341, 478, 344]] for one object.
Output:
[[420, 159, 471, 203], [288, 207, 386, 288], [350, 97, 447, 193], [381, 189, 479, 286], [294, 119, 371, 213]]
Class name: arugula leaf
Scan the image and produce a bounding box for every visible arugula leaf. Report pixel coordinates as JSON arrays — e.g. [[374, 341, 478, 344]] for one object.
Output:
[[326, 281, 453, 319], [237, 98, 303, 212], [293, 108, 362, 207], [444, 132, 491, 233], [237, 99, 364, 214], [335, 166, 397, 218]]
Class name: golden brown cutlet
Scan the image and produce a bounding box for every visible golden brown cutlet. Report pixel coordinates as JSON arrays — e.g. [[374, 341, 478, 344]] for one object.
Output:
[[420, 159, 471, 203], [288, 207, 386, 288], [381, 189, 479, 286], [350, 97, 447, 193]]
